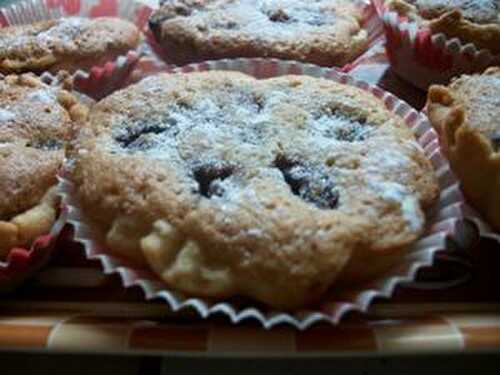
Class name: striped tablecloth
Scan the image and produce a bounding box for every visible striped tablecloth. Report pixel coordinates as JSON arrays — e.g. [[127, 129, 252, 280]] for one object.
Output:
[[1, 186, 499, 355], [0, 309, 500, 355], [1, 17, 500, 356]]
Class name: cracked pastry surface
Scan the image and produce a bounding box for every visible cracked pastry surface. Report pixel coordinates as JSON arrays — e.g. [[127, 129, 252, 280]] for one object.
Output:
[[149, 0, 369, 67], [427, 67, 500, 231], [0, 17, 140, 75], [385, 0, 500, 53], [69, 71, 438, 309], [0, 73, 87, 258]]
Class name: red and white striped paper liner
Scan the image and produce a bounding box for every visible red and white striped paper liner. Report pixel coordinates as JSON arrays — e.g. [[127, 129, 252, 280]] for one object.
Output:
[[0, 0, 153, 99], [372, 0, 500, 90], [0, 205, 67, 292], [60, 58, 474, 329]]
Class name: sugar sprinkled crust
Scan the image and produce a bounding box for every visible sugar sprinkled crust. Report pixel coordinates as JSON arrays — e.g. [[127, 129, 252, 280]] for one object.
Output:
[[0, 73, 87, 257], [385, 0, 500, 53], [0, 17, 140, 74], [404, 0, 500, 24], [69, 71, 438, 309], [149, 0, 369, 67], [427, 67, 500, 231]]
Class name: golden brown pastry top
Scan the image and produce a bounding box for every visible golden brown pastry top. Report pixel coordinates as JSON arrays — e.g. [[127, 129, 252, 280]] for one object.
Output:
[[428, 67, 500, 150], [0, 73, 86, 220], [444, 67, 500, 143], [149, 0, 368, 66], [0, 17, 140, 74]]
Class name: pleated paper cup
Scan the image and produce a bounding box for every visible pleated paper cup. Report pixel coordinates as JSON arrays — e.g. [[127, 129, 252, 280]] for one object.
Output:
[[462, 206, 500, 245], [0, 200, 67, 293], [61, 58, 476, 329], [0, 0, 154, 99], [372, 0, 500, 90]]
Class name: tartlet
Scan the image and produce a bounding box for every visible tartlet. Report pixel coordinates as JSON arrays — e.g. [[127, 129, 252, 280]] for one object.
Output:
[[68, 71, 438, 309], [384, 0, 500, 53], [427, 67, 500, 231], [0, 17, 140, 74], [149, 0, 369, 67], [0, 73, 87, 257]]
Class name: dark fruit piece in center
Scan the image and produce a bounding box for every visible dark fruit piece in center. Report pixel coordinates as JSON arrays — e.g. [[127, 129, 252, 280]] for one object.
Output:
[[193, 163, 234, 198], [273, 155, 339, 209], [490, 131, 500, 152], [268, 8, 290, 22]]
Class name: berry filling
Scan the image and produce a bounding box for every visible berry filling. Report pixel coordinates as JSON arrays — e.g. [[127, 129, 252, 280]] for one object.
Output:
[[193, 163, 234, 198], [273, 154, 339, 209], [28, 139, 63, 151], [115, 118, 178, 151], [491, 131, 500, 152]]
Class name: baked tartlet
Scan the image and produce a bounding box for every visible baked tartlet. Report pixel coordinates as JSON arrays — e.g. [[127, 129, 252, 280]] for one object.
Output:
[[0, 17, 140, 75], [0, 73, 87, 258], [149, 0, 369, 67], [385, 0, 500, 53], [68, 71, 438, 309], [427, 67, 500, 231]]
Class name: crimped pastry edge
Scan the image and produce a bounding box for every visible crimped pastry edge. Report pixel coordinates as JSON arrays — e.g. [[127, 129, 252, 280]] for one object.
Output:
[[427, 67, 500, 231], [384, 0, 500, 54]]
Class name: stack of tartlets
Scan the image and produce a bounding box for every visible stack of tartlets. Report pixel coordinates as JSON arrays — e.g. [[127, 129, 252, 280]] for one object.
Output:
[[0, 0, 479, 323]]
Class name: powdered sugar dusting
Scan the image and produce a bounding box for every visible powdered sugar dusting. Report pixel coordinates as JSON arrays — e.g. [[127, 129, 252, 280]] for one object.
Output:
[[453, 73, 500, 137], [0, 17, 104, 55], [371, 181, 424, 232], [310, 113, 373, 142], [0, 84, 65, 135], [0, 109, 15, 122], [194, 0, 348, 39], [108, 80, 376, 164], [109, 88, 267, 160], [99, 73, 430, 235], [26, 89, 57, 104], [35, 17, 86, 44], [365, 141, 415, 171]]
